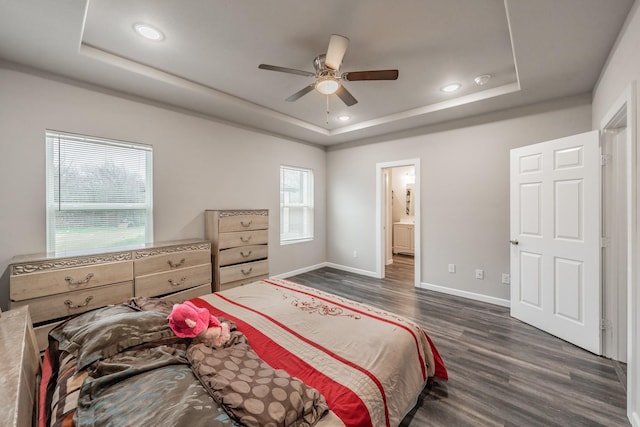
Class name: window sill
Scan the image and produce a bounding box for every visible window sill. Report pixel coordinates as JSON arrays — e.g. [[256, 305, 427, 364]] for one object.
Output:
[[280, 238, 314, 246]]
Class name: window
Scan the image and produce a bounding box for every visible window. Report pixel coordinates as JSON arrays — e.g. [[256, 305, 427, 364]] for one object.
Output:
[[46, 131, 153, 253], [280, 166, 314, 244]]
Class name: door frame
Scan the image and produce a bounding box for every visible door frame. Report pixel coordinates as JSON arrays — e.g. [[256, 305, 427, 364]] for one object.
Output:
[[600, 81, 638, 426], [601, 100, 629, 363], [376, 159, 421, 287]]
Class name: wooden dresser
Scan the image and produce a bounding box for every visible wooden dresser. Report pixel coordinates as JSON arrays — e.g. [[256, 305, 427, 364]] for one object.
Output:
[[132, 240, 212, 301], [205, 209, 269, 291], [0, 306, 40, 427], [9, 239, 212, 351]]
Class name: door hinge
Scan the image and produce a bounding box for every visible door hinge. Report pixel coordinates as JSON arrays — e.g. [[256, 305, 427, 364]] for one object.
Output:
[[600, 319, 612, 331], [601, 154, 611, 166], [600, 237, 610, 248]]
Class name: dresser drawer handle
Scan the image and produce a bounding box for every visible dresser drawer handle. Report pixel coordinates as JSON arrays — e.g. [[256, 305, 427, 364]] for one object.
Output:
[[240, 236, 252, 243], [64, 296, 94, 309], [240, 220, 252, 227], [240, 250, 252, 258], [241, 267, 253, 276], [167, 258, 186, 269], [168, 277, 187, 286], [65, 273, 94, 286]]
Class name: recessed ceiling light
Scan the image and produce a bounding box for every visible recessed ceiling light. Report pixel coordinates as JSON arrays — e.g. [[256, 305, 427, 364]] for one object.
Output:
[[440, 83, 462, 93], [338, 115, 350, 122], [133, 23, 164, 41], [474, 74, 491, 86]]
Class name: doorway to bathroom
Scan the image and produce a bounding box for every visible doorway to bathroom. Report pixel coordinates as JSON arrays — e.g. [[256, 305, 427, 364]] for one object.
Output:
[[376, 159, 420, 288]]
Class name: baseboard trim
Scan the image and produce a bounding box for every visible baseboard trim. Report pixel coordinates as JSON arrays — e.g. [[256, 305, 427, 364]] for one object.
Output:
[[631, 410, 639, 427], [419, 282, 511, 308], [324, 263, 380, 278], [278, 264, 510, 308], [273, 263, 329, 279], [277, 262, 379, 280]]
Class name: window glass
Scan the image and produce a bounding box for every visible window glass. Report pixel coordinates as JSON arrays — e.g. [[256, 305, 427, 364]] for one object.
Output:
[[46, 131, 153, 253], [280, 166, 313, 244]]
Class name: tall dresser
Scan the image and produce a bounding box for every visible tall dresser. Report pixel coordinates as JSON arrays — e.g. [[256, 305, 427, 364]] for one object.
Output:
[[205, 209, 269, 291], [9, 239, 212, 351]]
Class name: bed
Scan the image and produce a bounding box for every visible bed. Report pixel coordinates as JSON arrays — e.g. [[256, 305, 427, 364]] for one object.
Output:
[[37, 278, 447, 427]]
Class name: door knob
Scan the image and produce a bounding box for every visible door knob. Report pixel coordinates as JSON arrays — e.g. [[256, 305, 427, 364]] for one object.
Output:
[[509, 239, 519, 245]]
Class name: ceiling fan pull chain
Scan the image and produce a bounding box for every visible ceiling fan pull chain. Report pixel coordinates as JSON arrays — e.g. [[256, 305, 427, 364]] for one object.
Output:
[[326, 95, 330, 125]]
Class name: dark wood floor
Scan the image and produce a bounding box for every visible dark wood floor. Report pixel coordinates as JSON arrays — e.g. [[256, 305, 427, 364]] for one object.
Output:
[[289, 257, 629, 427]]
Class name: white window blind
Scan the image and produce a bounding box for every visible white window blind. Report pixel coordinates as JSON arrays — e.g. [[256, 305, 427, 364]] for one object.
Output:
[[45, 131, 153, 253], [280, 165, 314, 244]]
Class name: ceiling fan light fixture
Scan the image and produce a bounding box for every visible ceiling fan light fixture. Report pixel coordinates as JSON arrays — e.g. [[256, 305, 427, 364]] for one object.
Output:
[[133, 23, 164, 41], [316, 76, 340, 95]]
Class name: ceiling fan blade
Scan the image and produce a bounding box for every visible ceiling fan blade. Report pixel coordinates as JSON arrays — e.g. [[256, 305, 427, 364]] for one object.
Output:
[[325, 34, 350, 70], [286, 83, 316, 102], [258, 64, 315, 77], [335, 85, 358, 106], [343, 70, 399, 81]]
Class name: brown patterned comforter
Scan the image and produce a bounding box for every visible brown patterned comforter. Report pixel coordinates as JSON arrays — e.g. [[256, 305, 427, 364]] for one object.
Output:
[[43, 300, 241, 427]]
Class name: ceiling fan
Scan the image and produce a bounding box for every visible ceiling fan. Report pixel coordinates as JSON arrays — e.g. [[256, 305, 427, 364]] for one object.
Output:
[[258, 34, 399, 107]]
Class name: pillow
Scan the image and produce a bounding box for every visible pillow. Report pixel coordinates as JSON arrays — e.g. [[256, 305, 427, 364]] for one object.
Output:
[[49, 304, 177, 372], [187, 342, 329, 427]]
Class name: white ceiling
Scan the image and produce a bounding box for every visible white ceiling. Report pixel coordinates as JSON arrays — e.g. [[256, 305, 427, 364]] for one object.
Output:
[[0, 0, 634, 146]]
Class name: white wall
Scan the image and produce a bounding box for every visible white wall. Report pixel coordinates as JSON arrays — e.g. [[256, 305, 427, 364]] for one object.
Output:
[[0, 66, 327, 310], [592, 2, 640, 425], [593, 2, 640, 127], [326, 96, 592, 302]]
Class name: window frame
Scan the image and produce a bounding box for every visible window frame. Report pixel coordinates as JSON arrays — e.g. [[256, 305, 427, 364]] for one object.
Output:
[[45, 130, 153, 253], [279, 165, 314, 245]]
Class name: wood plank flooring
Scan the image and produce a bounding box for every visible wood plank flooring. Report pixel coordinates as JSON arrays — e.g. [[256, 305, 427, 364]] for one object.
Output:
[[289, 259, 629, 427]]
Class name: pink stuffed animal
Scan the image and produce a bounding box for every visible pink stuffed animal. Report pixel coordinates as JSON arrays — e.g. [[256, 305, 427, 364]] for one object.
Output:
[[168, 301, 230, 347]]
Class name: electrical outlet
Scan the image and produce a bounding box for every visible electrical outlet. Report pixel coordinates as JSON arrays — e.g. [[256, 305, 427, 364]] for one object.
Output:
[[475, 269, 484, 280], [448, 264, 456, 273], [353, 250, 358, 258], [502, 273, 510, 284]]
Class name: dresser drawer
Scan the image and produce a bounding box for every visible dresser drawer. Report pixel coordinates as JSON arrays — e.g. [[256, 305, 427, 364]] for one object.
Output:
[[135, 264, 212, 298], [219, 213, 268, 232], [219, 230, 268, 249], [10, 260, 133, 301], [134, 249, 210, 277], [11, 281, 134, 324], [219, 259, 268, 285], [218, 245, 268, 267], [220, 275, 269, 292], [160, 283, 212, 303]]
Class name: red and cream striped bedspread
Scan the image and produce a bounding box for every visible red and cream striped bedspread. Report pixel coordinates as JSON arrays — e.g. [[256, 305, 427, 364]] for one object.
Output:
[[192, 278, 447, 427]]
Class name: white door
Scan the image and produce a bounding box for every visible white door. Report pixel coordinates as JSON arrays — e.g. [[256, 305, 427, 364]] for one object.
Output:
[[510, 130, 601, 354]]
